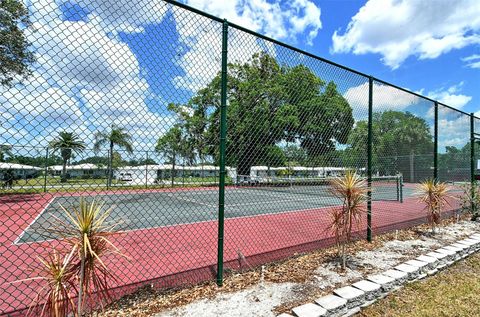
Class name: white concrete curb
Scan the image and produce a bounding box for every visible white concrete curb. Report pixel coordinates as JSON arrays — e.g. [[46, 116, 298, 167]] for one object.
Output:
[[282, 232, 480, 317]]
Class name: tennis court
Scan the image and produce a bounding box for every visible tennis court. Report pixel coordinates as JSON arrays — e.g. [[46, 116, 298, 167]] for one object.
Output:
[[0, 180, 462, 315], [16, 176, 409, 244]]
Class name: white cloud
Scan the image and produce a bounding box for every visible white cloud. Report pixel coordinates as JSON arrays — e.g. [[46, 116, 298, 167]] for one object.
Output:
[[185, 0, 322, 45], [29, 18, 140, 90], [437, 114, 471, 149], [3, 0, 322, 156], [0, 1, 173, 153], [171, 0, 322, 93], [57, 0, 168, 33], [332, 0, 480, 69], [427, 82, 472, 109], [462, 54, 480, 69], [0, 71, 85, 146], [343, 82, 419, 119]]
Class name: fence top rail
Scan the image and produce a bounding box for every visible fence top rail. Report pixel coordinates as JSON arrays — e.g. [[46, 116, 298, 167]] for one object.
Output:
[[160, 1, 475, 120], [226, 21, 370, 79], [437, 102, 474, 117], [162, 0, 224, 23]]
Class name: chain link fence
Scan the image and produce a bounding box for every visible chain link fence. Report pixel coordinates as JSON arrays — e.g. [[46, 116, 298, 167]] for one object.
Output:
[[0, 0, 478, 314]]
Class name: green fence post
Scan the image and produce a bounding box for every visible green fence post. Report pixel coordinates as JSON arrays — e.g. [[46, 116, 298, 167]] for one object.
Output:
[[470, 113, 475, 216], [43, 147, 49, 193], [434, 102, 438, 182], [216, 19, 228, 287], [367, 76, 373, 242]]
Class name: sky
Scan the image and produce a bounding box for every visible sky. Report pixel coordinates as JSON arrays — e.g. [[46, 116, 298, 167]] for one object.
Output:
[[1, 0, 479, 159]]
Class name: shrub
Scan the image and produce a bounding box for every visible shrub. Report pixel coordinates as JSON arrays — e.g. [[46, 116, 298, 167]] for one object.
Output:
[[22, 198, 126, 316], [459, 181, 480, 220], [415, 179, 451, 233], [329, 171, 367, 270]]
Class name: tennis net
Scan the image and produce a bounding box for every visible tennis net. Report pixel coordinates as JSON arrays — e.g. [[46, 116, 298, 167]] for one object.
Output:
[[236, 175, 403, 202]]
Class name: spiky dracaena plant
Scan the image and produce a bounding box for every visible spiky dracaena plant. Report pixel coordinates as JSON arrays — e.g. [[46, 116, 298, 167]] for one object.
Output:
[[49, 198, 126, 315], [24, 248, 78, 317], [416, 179, 451, 233], [329, 171, 367, 270]]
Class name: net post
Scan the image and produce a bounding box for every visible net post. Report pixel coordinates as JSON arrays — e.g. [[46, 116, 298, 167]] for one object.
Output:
[[145, 151, 149, 189], [396, 175, 399, 202], [470, 113, 475, 217], [43, 147, 49, 193], [399, 175, 403, 203], [367, 76, 373, 242], [217, 19, 228, 287], [434, 102, 438, 183]]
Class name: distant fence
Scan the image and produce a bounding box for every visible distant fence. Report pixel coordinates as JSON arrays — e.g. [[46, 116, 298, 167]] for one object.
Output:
[[1, 0, 479, 315]]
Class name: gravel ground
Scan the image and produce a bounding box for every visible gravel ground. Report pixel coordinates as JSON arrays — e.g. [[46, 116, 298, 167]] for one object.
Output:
[[147, 219, 480, 317]]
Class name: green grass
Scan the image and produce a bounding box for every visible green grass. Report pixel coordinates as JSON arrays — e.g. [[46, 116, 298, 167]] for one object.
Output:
[[0, 176, 232, 194], [359, 253, 480, 317]]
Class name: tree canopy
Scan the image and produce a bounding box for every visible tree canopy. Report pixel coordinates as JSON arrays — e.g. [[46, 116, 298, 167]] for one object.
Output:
[[166, 52, 354, 175], [347, 110, 433, 179], [0, 0, 35, 86]]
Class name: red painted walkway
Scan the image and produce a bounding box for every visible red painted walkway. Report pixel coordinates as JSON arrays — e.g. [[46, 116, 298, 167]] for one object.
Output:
[[0, 189, 460, 315]]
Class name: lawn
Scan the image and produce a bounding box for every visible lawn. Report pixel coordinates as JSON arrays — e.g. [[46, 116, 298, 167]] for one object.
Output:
[[0, 176, 231, 194], [359, 253, 480, 317]]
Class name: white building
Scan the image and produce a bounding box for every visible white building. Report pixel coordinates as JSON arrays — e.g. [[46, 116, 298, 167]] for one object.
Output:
[[0, 163, 41, 179], [249, 166, 355, 180], [115, 165, 237, 185], [48, 163, 108, 178], [115, 165, 158, 185]]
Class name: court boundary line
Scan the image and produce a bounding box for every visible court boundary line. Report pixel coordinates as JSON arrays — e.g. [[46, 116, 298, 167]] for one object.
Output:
[[11, 201, 343, 246], [11, 190, 219, 246], [12, 196, 55, 245], [163, 193, 217, 207]]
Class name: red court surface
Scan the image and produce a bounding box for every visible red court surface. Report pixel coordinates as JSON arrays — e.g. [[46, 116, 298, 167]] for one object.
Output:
[[0, 186, 461, 316]]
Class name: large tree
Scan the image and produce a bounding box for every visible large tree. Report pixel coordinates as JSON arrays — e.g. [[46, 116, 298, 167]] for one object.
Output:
[[94, 126, 133, 186], [49, 132, 86, 182], [347, 111, 433, 180], [1, 0, 35, 86], [437, 142, 480, 182], [168, 52, 354, 176]]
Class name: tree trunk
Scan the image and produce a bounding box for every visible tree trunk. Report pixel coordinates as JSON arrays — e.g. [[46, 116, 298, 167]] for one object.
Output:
[[237, 153, 253, 179], [108, 142, 113, 187], [61, 160, 67, 183], [341, 243, 346, 270]]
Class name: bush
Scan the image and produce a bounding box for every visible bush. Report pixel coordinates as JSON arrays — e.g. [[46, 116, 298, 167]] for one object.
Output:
[[20, 199, 126, 316]]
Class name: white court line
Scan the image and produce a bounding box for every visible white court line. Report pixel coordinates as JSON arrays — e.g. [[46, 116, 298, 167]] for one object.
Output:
[[12, 197, 56, 245], [163, 193, 217, 207], [229, 188, 335, 200], [12, 189, 336, 246], [12, 202, 335, 246]]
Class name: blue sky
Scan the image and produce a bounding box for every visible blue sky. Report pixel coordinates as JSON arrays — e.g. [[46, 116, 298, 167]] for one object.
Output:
[[1, 0, 479, 159]]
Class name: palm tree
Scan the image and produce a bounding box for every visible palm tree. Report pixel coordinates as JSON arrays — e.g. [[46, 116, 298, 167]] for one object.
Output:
[[155, 125, 187, 186], [93, 126, 133, 187], [49, 132, 86, 182]]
